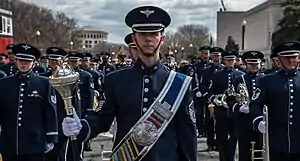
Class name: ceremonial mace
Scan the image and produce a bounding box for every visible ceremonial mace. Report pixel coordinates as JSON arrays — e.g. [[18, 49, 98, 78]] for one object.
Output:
[[49, 64, 80, 161]]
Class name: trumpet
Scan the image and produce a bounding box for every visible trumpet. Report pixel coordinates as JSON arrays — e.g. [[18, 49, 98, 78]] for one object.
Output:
[[251, 105, 269, 161]]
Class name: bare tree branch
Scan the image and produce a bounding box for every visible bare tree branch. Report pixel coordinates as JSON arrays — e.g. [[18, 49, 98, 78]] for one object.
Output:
[[162, 24, 211, 60], [10, 0, 78, 51]]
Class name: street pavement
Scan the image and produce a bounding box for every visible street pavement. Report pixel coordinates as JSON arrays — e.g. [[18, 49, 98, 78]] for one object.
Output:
[[83, 133, 219, 161]]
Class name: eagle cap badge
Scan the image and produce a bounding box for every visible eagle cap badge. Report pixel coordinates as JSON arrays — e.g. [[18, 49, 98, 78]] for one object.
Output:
[[22, 45, 31, 50], [140, 8, 154, 18]]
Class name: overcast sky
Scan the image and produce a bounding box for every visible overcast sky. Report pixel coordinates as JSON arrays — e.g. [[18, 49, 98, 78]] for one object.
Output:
[[23, 0, 266, 43]]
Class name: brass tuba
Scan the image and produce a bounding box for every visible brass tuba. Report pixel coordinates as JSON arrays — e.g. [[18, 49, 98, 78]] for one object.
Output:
[[251, 105, 269, 161], [219, 85, 236, 108]]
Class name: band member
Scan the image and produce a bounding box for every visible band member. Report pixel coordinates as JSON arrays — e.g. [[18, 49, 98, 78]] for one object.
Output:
[[0, 53, 8, 66], [195, 46, 211, 137], [200, 47, 224, 151], [39, 55, 50, 69], [262, 53, 281, 75], [229, 51, 264, 161], [65, 53, 93, 158], [43, 47, 81, 161], [62, 5, 197, 161], [164, 47, 177, 70], [67, 51, 94, 117], [124, 33, 139, 62], [115, 54, 130, 69], [81, 52, 102, 98], [0, 44, 18, 76], [251, 41, 300, 161], [125, 57, 134, 67], [177, 60, 194, 76], [89, 58, 105, 92], [235, 53, 246, 72], [67, 51, 94, 157], [0, 53, 8, 77], [80, 52, 103, 151], [89, 58, 99, 71], [165, 56, 177, 70], [98, 51, 115, 75], [0, 43, 58, 161], [207, 49, 244, 161]]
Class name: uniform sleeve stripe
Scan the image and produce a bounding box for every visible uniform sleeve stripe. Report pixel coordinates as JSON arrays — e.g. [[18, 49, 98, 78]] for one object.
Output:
[[232, 103, 238, 112], [47, 132, 58, 135], [203, 92, 208, 97], [82, 119, 91, 142], [209, 95, 214, 102], [253, 116, 263, 124]]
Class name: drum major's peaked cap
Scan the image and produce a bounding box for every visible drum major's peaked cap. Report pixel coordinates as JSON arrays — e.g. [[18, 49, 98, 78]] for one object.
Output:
[[46, 47, 68, 60], [210, 47, 224, 55], [241, 51, 264, 63], [12, 43, 41, 61], [222, 49, 238, 59], [125, 6, 171, 32], [124, 33, 137, 47], [272, 41, 300, 57]]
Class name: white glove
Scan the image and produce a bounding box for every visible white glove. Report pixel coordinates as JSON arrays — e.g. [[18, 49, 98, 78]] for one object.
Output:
[[258, 121, 266, 134], [239, 105, 250, 114], [44, 143, 54, 153], [62, 110, 82, 137]]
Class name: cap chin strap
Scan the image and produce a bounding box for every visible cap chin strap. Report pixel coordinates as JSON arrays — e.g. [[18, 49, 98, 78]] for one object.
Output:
[[279, 57, 299, 73], [133, 35, 163, 58], [18, 62, 35, 75]]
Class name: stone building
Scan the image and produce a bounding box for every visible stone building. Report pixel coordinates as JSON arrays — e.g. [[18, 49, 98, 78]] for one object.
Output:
[[73, 26, 108, 51], [216, 0, 282, 66]]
